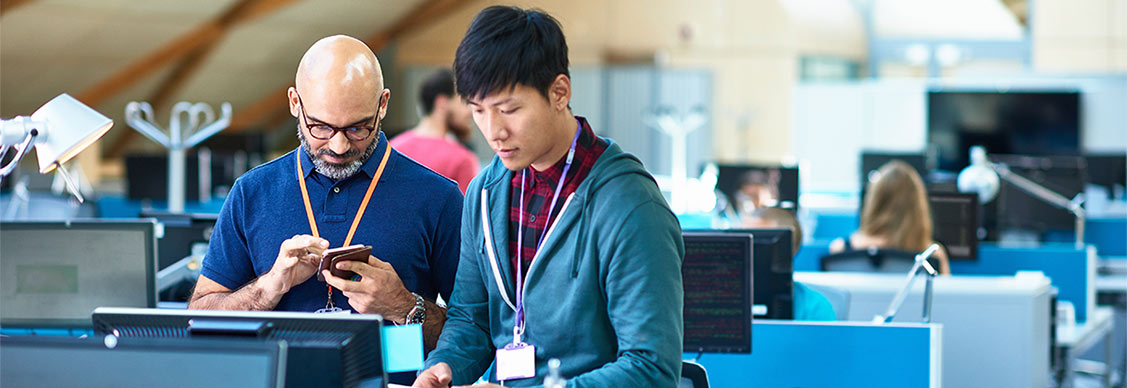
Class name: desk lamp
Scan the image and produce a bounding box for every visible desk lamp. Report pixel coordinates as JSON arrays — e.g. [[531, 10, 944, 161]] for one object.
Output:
[[874, 244, 941, 323], [957, 145, 1086, 248], [0, 93, 114, 202]]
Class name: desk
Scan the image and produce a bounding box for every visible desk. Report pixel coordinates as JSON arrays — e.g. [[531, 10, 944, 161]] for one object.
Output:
[[796, 271, 1053, 388], [1097, 274, 1127, 294], [1057, 307, 1115, 388], [1094, 265, 1127, 388], [685, 320, 942, 388]]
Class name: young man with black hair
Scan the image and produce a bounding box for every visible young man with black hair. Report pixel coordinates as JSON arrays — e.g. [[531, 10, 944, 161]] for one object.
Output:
[[414, 6, 684, 388], [391, 69, 479, 193]]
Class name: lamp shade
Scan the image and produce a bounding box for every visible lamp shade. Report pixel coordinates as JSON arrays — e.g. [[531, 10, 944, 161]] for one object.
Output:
[[957, 145, 999, 204], [30, 93, 113, 173]]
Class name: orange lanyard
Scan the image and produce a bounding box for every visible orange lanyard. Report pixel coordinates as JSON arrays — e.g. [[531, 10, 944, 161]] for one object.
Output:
[[296, 144, 391, 291]]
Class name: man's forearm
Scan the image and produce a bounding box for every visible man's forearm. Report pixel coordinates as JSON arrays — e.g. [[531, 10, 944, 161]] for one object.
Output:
[[189, 274, 284, 311]]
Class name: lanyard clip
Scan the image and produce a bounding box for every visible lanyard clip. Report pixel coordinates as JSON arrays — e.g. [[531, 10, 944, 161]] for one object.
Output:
[[512, 325, 522, 347]]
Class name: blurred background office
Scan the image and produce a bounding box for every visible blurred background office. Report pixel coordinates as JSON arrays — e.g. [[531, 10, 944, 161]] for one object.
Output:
[[1, 1, 1124, 387]]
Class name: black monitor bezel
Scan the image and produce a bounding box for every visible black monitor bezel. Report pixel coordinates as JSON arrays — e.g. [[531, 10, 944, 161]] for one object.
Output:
[[0, 219, 158, 328], [927, 191, 979, 261], [0, 335, 285, 388], [681, 232, 754, 354]]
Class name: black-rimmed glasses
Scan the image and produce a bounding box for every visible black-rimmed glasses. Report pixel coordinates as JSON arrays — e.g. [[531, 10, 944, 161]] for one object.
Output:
[[295, 91, 385, 141]]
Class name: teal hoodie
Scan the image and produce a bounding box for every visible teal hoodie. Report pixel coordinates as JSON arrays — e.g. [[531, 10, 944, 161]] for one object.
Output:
[[424, 135, 685, 387]]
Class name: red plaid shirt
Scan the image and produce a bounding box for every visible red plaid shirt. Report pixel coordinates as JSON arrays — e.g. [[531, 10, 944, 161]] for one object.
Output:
[[509, 116, 607, 281]]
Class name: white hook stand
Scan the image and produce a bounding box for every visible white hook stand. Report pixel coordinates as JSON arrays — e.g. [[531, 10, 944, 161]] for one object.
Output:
[[124, 101, 231, 213], [644, 106, 707, 214]]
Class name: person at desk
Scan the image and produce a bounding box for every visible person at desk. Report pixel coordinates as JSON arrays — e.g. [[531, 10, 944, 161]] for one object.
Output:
[[745, 206, 837, 321], [829, 160, 951, 274], [390, 69, 480, 194], [734, 168, 780, 214], [190, 35, 462, 351], [413, 6, 685, 388]]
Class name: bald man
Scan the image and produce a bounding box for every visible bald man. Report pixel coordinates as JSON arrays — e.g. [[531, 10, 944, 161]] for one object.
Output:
[[191, 35, 462, 352]]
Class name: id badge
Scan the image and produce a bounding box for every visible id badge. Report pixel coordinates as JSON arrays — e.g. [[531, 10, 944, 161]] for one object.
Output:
[[495, 343, 536, 381]]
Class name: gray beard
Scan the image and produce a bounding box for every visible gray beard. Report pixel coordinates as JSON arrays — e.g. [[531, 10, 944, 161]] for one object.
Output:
[[297, 127, 380, 181]]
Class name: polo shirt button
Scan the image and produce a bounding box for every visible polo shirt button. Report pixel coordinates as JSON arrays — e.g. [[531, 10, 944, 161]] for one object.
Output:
[[530, 215, 536, 222], [333, 187, 341, 193]]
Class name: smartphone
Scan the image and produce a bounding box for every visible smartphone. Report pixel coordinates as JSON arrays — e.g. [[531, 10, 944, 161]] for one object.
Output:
[[317, 244, 372, 282]]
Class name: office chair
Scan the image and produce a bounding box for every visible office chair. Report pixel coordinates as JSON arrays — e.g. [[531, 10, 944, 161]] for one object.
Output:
[[820, 247, 938, 273], [799, 282, 852, 320], [679, 360, 710, 388]]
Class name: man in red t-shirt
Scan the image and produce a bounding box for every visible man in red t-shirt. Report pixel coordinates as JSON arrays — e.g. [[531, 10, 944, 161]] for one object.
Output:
[[390, 69, 480, 193]]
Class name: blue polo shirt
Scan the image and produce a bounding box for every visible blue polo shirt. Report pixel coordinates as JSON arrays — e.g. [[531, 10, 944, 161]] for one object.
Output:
[[200, 132, 463, 312]]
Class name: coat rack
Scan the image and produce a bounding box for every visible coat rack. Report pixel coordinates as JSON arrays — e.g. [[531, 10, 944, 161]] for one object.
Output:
[[124, 101, 231, 213]]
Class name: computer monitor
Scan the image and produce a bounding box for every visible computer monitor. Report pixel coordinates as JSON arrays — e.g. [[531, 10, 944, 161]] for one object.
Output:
[[681, 232, 753, 354], [0, 220, 157, 328], [928, 191, 979, 261], [713, 163, 799, 213], [0, 335, 285, 388], [709, 228, 795, 320], [140, 211, 218, 270], [990, 154, 1087, 234], [1084, 154, 1126, 197], [927, 90, 1081, 172], [92, 307, 387, 388], [861, 151, 927, 185]]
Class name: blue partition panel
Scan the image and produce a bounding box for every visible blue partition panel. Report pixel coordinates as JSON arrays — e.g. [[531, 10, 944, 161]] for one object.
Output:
[[795, 241, 832, 271], [686, 321, 939, 388], [812, 212, 859, 241], [1086, 217, 1126, 257], [950, 242, 1095, 321], [96, 195, 225, 218]]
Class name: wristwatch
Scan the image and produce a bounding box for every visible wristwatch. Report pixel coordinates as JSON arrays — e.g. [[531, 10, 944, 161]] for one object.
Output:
[[405, 293, 426, 325]]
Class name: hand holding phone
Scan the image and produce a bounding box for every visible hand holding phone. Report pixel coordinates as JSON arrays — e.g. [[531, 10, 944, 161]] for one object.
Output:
[[317, 244, 372, 282]]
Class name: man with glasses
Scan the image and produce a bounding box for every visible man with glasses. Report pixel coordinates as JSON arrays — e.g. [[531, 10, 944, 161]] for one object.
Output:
[[190, 35, 462, 355]]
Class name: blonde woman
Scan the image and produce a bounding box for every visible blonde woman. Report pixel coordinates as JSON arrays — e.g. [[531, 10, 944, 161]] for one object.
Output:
[[829, 160, 951, 275]]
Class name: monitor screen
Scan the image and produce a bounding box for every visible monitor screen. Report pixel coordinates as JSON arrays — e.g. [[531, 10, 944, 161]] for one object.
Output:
[[1085, 154, 1127, 196], [713, 163, 799, 214], [710, 228, 795, 320], [860, 152, 928, 190], [0, 220, 157, 328], [928, 192, 979, 260], [927, 90, 1081, 172], [92, 307, 386, 387], [681, 232, 753, 354], [140, 211, 218, 270], [0, 335, 284, 388]]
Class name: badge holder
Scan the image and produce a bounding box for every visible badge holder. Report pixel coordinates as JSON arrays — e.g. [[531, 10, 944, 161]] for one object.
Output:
[[495, 326, 536, 382]]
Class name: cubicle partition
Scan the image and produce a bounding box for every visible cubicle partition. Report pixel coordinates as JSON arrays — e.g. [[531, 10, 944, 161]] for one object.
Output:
[[686, 320, 941, 388], [796, 271, 1053, 388], [953, 243, 1096, 322], [1086, 217, 1127, 257]]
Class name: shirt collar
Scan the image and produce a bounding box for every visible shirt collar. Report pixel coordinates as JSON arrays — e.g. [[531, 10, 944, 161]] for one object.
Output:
[[529, 116, 594, 181], [298, 131, 388, 180]]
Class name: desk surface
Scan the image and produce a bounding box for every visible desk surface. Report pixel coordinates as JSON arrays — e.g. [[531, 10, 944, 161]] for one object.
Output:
[[1097, 274, 1127, 293], [1057, 306, 1114, 353], [794, 271, 1053, 296]]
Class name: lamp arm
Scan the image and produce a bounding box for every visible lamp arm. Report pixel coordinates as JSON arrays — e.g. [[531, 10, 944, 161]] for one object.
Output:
[[0, 126, 37, 177], [878, 244, 941, 323], [994, 163, 1087, 248], [993, 164, 1083, 216]]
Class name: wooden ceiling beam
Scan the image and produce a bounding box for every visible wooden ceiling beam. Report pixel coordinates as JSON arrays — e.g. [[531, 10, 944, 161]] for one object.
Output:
[[0, 0, 36, 15], [104, 0, 300, 158], [77, 0, 298, 109], [229, 0, 471, 132]]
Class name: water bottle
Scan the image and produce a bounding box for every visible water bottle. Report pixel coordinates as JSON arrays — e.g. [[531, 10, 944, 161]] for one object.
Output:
[[543, 358, 566, 388]]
